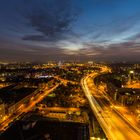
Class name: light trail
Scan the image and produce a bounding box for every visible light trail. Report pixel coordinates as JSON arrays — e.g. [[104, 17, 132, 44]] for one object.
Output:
[[81, 67, 140, 140], [0, 84, 59, 132]]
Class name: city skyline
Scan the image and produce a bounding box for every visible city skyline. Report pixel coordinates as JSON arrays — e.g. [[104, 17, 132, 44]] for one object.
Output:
[[1, 0, 140, 62]]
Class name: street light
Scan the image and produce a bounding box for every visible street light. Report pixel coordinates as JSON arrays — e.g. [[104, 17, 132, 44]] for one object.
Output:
[[129, 70, 134, 74], [128, 70, 134, 84]]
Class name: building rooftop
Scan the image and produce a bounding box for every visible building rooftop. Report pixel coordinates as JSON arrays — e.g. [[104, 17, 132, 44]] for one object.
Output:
[[1, 112, 89, 140], [0, 85, 37, 104], [118, 88, 140, 96]]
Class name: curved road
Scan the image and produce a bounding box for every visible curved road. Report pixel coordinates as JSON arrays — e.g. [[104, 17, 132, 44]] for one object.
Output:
[[81, 69, 140, 140]]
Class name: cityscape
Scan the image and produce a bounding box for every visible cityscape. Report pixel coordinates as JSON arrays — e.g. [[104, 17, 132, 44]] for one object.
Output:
[[0, 0, 140, 140]]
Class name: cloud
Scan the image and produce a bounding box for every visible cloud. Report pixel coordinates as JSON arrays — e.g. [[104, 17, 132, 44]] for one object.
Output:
[[20, 0, 79, 42], [22, 35, 46, 41], [126, 33, 140, 42], [80, 41, 140, 62], [0, 41, 67, 62], [0, 39, 140, 62], [83, 12, 140, 44], [1, 0, 140, 62]]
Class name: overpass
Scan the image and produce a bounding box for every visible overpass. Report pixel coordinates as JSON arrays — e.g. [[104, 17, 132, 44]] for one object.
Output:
[[81, 67, 140, 140]]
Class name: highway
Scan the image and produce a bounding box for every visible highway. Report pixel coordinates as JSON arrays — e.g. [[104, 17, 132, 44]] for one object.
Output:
[[81, 68, 140, 140], [0, 84, 59, 132], [0, 76, 76, 133]]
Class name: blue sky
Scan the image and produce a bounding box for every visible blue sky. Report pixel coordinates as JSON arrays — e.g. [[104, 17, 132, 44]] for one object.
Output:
[[0, 0, 140, 62]]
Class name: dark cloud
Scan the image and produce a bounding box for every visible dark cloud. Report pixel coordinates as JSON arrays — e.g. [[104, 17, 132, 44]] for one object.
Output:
[[80, 41, 140, 62], [22, 35, 46, 41], [0, 41, 68, 62], [1, 0, 140, 62], [21, 0, 79, 42], [0, 39, 140, 62]]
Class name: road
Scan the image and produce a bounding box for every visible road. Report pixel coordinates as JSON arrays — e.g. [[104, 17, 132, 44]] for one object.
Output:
[[37, 106, 80, 112], [81, 69, 140, 140], [54, 76, 78, 85], [0, 84, 59, 132]]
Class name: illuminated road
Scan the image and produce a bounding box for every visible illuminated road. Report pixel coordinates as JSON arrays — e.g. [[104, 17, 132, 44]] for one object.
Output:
[[37, 106, 80, 113], [0, 84, 59, 132], [54, 76, 78, 85], [81, 68, 140, 140]]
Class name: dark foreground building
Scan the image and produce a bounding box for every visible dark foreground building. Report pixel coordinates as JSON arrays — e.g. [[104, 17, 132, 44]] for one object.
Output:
[[0, 113, 89, 140]]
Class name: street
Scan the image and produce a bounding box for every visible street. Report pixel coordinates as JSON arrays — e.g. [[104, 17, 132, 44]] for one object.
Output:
[[81, 68, 140, 140], [0, 84, 59, 132]]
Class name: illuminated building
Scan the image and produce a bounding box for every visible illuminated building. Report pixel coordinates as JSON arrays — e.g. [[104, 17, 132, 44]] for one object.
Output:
[[0, 98, 5, 120]]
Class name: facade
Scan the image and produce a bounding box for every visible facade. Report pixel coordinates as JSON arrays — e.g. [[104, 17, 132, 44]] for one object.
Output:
[[116, 88, 140, 107], [8, 104, 16, 115], [0, 98, 5, 120]]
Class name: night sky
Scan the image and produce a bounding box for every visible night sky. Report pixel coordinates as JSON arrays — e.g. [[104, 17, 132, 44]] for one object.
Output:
[[1, 0, 140, 62]]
